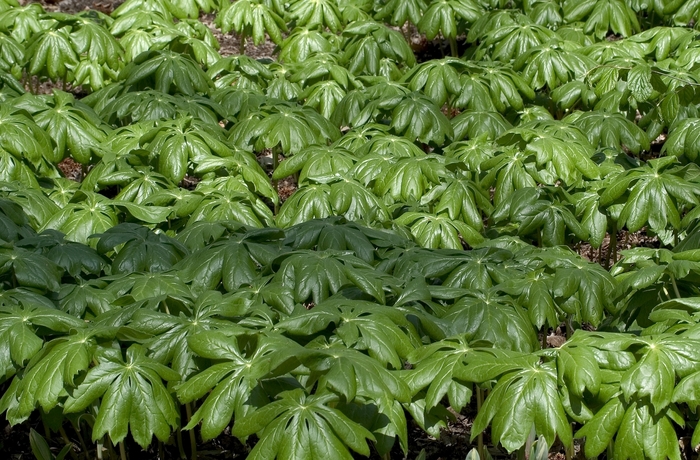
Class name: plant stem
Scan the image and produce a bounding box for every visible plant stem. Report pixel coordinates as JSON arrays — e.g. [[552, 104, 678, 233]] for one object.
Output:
[[42, 418, 51, 439], [185, 403, 197, 460], [119, 441, 127, 460], [272, 149, 280, 215], [177, 425, 187, 459], [239, 33, 246, 56], [71, 421, 89, 457], [106, 437, 117, 460], [565, 424, 574, 460], [449, 36, 458, 57], [524, 425, 536, 460], [59, 426, 79, 460], [610, 223, 618, 265], [96, 437, 104, 460], [604, 235, 613, 269], [476, 387, 485, 459], [670, 273, 681, 298]]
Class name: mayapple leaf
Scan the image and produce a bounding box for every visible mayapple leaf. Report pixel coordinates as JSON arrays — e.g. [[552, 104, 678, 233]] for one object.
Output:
[[404, 335, 474, 412], [176, 331, 304, 441], [613, 402, 682, 460], [557, 342, 601, 398], [470, 360, 572, 453], [233, 389, 376, 460], [64, 344, 180, 448], [575, 395, 626, 458]]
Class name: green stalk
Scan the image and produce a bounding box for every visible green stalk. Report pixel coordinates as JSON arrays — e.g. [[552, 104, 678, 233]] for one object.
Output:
[[239, 32, 246, 55], [449, 36, 458, 57], [663, 286, 673, 301], [610, 222, 618, 266], [70, 421, 89, 458], [524, 425, 536, 460], [185, 403, 197, 460], [604, 234, 613, 269], [119, 441, 127, 460], [106, 437, 117, 460], [476, 387, 485, 459], [42, 418, 51, 439], [96, 436, 104, 460], [565, 425, 574, 460], [670, 273, 682, 299], [272, 149, 280, 215], [59, 426, 79, 460], [176, 426, 187, 459]]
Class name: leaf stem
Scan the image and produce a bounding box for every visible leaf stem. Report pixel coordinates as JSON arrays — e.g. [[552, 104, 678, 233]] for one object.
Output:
[[96, 437, 104, 460], [610, 222, 618, 265], [176, 425, 187, 459], [239, 33, 246, 56], [119, 441, 127, 460], [185, 403, 197, 460], [105, 437, 117, 460], [58, 426, 79, 460], [71, 421, 89, 457], [670, 273, 681, 298], [477, 387, 484, 459], [449, 37, 458, 57], [273, 149, 279, 215], [524, 426, 536, 459]]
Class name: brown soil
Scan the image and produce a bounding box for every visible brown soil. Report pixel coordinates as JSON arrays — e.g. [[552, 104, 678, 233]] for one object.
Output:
[[57, 157, 84, 181], [199, 14, 277, 60], [577, 228, 660, 268]]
